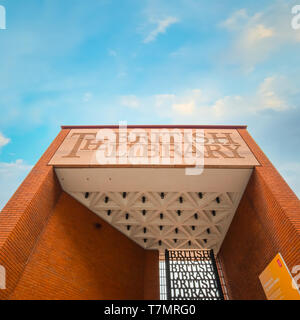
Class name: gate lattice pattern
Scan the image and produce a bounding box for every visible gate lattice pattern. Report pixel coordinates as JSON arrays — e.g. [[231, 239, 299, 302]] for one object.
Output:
[[165, 249, 224, 300]]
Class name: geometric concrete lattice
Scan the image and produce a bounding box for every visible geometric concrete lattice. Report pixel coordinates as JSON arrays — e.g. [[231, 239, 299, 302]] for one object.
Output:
[[69, 190, 241, 254], [50, 126, 258, 254], [55, 167, 253, 254]]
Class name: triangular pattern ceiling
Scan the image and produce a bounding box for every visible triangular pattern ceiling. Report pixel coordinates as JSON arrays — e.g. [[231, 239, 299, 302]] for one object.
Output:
[[69, 191, 241, 253]]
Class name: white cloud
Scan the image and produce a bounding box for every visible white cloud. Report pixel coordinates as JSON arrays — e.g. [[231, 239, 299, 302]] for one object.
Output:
[[0, 132, 10, 148], [222, 10, 274, 41], [129, 75, 295, 123], [221, 2, 300, 70], [221, 9, 248, 30], [212, 95, 246, 118], [246, 24, 274, 42], [120, 95, 140, 108], [0, 159, 33, 210], [155, 94, 176, 106], [173, 101, 195, 115], [154, 89, 209, 117], [143, 16, 179, 43], [258, 77, 289, 111], [212, 76, 291, 117]]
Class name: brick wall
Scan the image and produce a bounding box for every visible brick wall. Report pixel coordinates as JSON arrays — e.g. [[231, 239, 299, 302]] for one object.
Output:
[[0, 127, 159, 300], [219, 129, 300, 300], [0, 129, 69, 299], [10, 192, 159, 300], [3, 126, 298, 300], [144, 250, 160, 299]]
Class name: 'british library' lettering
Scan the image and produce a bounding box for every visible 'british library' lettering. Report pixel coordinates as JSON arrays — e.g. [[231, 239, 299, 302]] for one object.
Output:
[[49, 128, 259, 167]]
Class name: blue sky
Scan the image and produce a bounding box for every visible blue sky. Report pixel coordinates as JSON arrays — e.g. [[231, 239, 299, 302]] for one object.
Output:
[[0, 0, 299, 209]]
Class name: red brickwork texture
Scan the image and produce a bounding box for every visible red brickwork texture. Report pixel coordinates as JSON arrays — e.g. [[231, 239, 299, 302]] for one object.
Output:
[[4, 126, 298, 300], [10, 192, 160, 300], [219, 129, 300, 300], [0, 129, 70, 299]]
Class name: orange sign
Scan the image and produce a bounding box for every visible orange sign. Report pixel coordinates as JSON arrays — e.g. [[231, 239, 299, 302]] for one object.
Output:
[[259, 253, 300, 300]]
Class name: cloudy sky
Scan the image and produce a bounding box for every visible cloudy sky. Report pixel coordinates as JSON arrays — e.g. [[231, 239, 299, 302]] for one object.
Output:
[[0, 0, 299, 209]]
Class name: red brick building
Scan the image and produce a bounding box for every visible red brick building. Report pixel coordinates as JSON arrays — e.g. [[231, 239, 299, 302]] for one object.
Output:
[[0, 125, 299, 300]]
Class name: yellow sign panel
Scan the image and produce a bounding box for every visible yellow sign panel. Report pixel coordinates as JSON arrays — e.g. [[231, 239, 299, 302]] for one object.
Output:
[[259, 253, 300, 300]]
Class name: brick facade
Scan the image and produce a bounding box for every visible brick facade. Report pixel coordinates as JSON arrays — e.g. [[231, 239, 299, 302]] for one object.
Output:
[[0, 129, 69, 299], [0, 127, 159, 300], [218, 129, 300, 299], [10, 192, 159, 300], [1, 126, 299, 300]]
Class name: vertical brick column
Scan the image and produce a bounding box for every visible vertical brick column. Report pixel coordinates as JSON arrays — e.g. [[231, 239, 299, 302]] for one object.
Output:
[[218, 129, 300, 299], [0, 129, 69, 299], [144, 250, 160, 299]]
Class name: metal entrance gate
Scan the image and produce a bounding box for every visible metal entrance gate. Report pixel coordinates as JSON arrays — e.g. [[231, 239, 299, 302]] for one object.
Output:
[[165, 249, 224, 300]]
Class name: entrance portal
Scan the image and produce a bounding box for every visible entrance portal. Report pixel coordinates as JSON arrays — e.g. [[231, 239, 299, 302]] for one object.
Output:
[[164, 249, 224, 300]]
